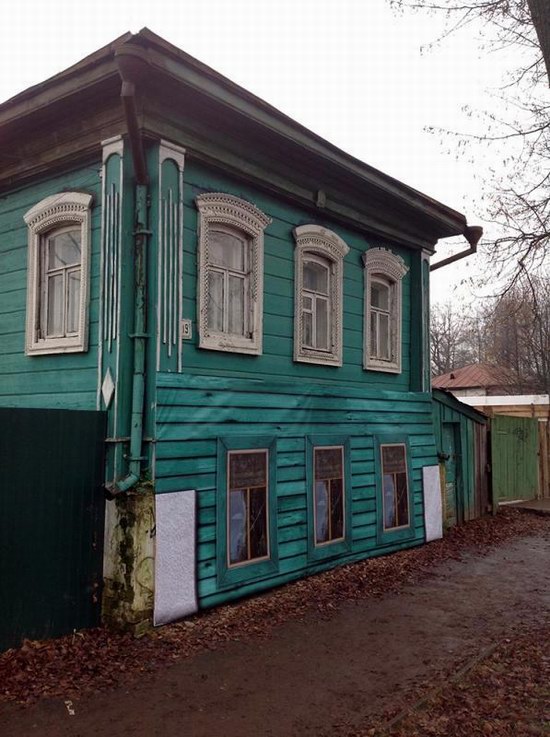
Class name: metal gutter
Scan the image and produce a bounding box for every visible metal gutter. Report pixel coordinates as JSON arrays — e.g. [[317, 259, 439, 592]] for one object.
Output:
[[106, 47, 150, 495], [430, 226, 483, 271]]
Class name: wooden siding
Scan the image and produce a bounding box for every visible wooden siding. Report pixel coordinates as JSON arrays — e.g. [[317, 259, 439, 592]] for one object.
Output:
[[176, 160, 414, 391], [0, 166, 102, 410], [155, 373, 437, 608], [432, 394, 486, 522], [491, 415, 539, 502]]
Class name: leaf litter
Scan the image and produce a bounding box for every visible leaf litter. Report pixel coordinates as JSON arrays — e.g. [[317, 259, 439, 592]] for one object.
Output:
[[0, 508, 548, 708]]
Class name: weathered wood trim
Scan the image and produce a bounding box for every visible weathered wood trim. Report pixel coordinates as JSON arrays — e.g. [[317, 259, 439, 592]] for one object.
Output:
[[293, 225, 349, 367]]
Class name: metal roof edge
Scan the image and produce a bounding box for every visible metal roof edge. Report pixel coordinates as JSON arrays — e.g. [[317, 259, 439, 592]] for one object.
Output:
[[0, 28, 469, 240], [432, 388, 488, 423]]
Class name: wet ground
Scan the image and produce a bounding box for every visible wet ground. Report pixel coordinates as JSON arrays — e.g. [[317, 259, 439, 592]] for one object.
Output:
[[2, 530, 549, 736]]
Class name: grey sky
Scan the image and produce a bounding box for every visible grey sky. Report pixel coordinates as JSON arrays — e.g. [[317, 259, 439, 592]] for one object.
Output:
[[1, 0, 509, 303]]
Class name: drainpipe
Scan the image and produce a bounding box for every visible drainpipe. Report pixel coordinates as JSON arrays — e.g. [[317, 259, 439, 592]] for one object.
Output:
[[107, 47, 150, 495], [430, 225, 483, 271]]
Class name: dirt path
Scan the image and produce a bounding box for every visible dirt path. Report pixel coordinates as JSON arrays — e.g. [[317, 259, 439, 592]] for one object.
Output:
[[2, 530, 549, 737]]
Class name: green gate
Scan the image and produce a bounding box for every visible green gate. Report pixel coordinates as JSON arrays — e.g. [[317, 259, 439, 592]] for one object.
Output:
[[491, 415, 538, 502], [0, 408, 106, 650]]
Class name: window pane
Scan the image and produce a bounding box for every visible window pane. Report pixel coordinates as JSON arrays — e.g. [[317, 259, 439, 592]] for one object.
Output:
[[209, 230, 245, 271], [303, 311, 313, 347], [396, 472, 409, 527], [382, 445, 406, 474], [207, 270, 224, 332], [249, 487, 268, 559], [303, 259, 329, 294], [230, 451, 267, 490], [315, 447, 343, 480], [67, 270, 81, 334], [228, 275, 245, 335], [330, 477, 344, 540], [379, 313, 390, 360], [315, 298, 329, 350], [383, 473, 397, 529], [47, 273, 64, 336], [229, 490, 247, 564], [48, 230, 81, 270], [371, 281, 389, 310], [302, 295, 313, 311], [315, 480, 329, 543]]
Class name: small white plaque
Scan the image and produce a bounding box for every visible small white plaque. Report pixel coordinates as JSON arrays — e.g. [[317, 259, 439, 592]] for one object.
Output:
[[181, 319, 192, 340]]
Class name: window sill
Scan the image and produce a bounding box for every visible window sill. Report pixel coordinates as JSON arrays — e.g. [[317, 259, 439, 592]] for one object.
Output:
[[294, 350, 342, 367], [364, 359, 401, 374], [217, 557, 279, 589], [26, 338, 88, 356], [199, 334, 262, 355], [308, 537, 351, 562]]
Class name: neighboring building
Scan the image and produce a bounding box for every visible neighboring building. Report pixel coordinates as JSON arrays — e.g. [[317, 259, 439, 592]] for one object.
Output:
[[432, 363, 519, 397], [432, 389, 490, 527], [0, 30, 481, 635], [460, 395, 550, 502]]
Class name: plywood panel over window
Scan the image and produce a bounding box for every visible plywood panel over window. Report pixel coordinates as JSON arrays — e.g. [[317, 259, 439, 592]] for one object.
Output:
[[228, 450, 269, 565], [374, 434, 416, 545]]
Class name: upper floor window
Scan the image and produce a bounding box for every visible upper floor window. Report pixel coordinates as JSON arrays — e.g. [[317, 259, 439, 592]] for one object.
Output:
[[24, 192, 93, 355], [196, 193, 271, 355], [294, 225, 349, 366], [363, 248, 408, 373]]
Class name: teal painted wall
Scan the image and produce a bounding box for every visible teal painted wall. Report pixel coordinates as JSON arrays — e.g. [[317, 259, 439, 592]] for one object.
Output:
[[155, 374, 437, 608], [0, 166, 102, 410], [177, 160, 413, 390], [432, 395, 481, 523]]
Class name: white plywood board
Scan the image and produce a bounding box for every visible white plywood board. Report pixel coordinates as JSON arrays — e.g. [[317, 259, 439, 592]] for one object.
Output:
[[423, 465, 443, 542], [154, 489, 198, 626]]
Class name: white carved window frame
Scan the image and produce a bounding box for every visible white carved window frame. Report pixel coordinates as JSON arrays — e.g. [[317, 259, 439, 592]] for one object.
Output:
[[24, 192, 93, 355], [196, 193, 271, 355], [363, 247, 408, 374], [293, 225, 349, 366]]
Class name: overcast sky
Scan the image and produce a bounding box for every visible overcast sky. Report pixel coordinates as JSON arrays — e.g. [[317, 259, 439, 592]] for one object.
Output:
[[1, 0, 510, 303]]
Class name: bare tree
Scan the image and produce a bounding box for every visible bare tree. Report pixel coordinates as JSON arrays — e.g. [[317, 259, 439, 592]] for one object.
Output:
[[432, 280, 550, 392], [390, 0, 550, 287], [430, 302, 479, 375]]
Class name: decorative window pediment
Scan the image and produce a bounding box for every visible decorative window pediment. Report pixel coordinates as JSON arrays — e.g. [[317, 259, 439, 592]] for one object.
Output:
[[293, 225, 349, 366], [24, 192, 93, 355], [196, 193, 271, 355], [363, 247, 408, 374]]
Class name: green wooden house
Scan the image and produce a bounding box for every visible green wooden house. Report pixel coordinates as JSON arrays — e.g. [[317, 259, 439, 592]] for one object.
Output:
[[0, 30, 482, 634]]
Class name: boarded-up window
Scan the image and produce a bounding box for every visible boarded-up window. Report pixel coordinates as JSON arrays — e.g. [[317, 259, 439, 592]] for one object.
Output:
[[381, 444, 409, 530], [314, 446, 345, 544], [228, 450, 269, 566]]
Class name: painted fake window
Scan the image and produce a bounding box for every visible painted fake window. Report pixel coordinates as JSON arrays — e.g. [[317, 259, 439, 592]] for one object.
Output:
[[314, 446, 345, 545], [228, 449, 270, 566], [196, 193, 271, 355], [24, 192, 92, 355], [294, 225, 349, 366], [381, 443, 410, 530], [363, 248, 408, 373]]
